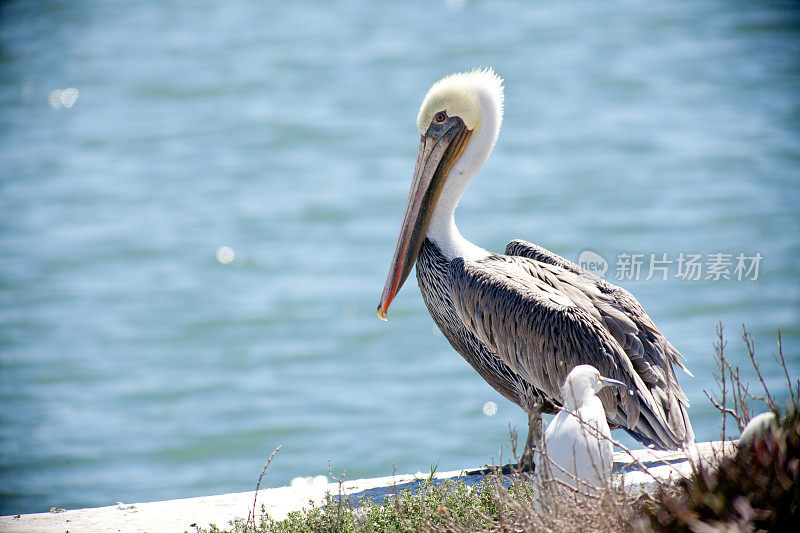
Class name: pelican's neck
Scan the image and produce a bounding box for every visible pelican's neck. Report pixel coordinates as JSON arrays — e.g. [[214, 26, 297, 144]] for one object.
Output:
[[426, 89, 501, 262], [426, 210, 486, 263]]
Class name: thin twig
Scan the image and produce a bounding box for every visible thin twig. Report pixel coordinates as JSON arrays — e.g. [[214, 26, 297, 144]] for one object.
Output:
[[328, 460, 348, 530], [775, 329, 796, 406], [716, 323, 729, 440], [742, 324, 777, 412], [703, 390, 740, 421], [247, 445, 281, 532]]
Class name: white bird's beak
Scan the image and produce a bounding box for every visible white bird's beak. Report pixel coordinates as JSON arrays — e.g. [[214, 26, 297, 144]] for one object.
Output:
[[599, 376, 626, 389]]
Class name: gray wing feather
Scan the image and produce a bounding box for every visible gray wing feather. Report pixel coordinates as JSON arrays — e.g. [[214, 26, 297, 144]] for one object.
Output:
[[506, 240, 695, 444], [450, 252, 692, 449], [507, 239, 693, 379]]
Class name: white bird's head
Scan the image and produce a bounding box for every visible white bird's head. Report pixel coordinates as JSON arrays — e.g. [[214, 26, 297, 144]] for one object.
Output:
[[378, 69, 504, 320], [562, 365, 626, 410]]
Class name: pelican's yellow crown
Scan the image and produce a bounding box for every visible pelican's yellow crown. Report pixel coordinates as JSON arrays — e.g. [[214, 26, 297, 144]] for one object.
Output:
[[416, 68, 504, 135]]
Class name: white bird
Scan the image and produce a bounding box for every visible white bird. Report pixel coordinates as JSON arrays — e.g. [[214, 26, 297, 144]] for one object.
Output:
[[538, 365, 625, 494], [738, 411, 777, 451]]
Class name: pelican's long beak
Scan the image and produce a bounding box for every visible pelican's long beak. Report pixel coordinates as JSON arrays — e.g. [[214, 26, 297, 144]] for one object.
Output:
[[600, 376, 626, 389], [377, 117, 471, 320]]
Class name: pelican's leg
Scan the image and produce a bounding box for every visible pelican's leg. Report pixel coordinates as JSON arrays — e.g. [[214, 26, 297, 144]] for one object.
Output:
[[519, 397, 542, 472]]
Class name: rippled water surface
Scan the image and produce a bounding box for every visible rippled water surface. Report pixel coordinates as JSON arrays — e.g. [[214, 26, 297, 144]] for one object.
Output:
[[1, 0, 799, 515]]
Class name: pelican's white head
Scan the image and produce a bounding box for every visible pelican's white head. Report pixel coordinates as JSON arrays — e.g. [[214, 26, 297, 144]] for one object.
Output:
[[416, 68, 504, 141], [562, 365, 626, 410], [378, 69, 504, 320]]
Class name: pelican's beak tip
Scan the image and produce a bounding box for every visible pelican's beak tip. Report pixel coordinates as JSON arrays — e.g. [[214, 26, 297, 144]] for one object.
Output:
[[377, 305, 388, 321]]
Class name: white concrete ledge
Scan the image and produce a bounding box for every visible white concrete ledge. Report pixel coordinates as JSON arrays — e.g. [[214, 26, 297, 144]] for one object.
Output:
[[0, 441, 733, 533]]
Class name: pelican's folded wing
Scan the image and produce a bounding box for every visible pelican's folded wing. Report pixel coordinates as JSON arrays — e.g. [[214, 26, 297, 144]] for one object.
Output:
[[506, 239, 695, 444], [506, 239, 693, 378], [448, 254, 687, 449]]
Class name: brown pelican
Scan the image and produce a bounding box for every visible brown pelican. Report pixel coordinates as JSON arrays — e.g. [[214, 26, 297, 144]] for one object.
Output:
[[377, 69, 694, 468]]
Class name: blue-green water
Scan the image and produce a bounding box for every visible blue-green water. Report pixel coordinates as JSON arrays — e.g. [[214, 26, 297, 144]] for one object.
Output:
[[1, 0, 799, 516]]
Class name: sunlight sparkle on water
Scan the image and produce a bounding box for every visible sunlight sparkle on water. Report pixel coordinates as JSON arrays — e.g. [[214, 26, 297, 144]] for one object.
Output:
[[215, 246, 236, 264], [482, 401, 497, 416], [48, 88, 79, 109]]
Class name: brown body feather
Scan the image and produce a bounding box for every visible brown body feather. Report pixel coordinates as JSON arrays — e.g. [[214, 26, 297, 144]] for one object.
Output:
[[417, 237, 694, 450]]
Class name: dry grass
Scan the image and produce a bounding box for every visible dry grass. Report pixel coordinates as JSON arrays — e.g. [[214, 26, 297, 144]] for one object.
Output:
[[194, 324, 797, 533], [635, 325, 799, 531]]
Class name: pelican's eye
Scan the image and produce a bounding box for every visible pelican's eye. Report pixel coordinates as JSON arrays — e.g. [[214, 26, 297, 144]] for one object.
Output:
[[433, 111, 447, 124]]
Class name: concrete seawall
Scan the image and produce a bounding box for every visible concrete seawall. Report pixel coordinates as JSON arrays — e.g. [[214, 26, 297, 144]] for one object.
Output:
[[0, 441, 732, 533]]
